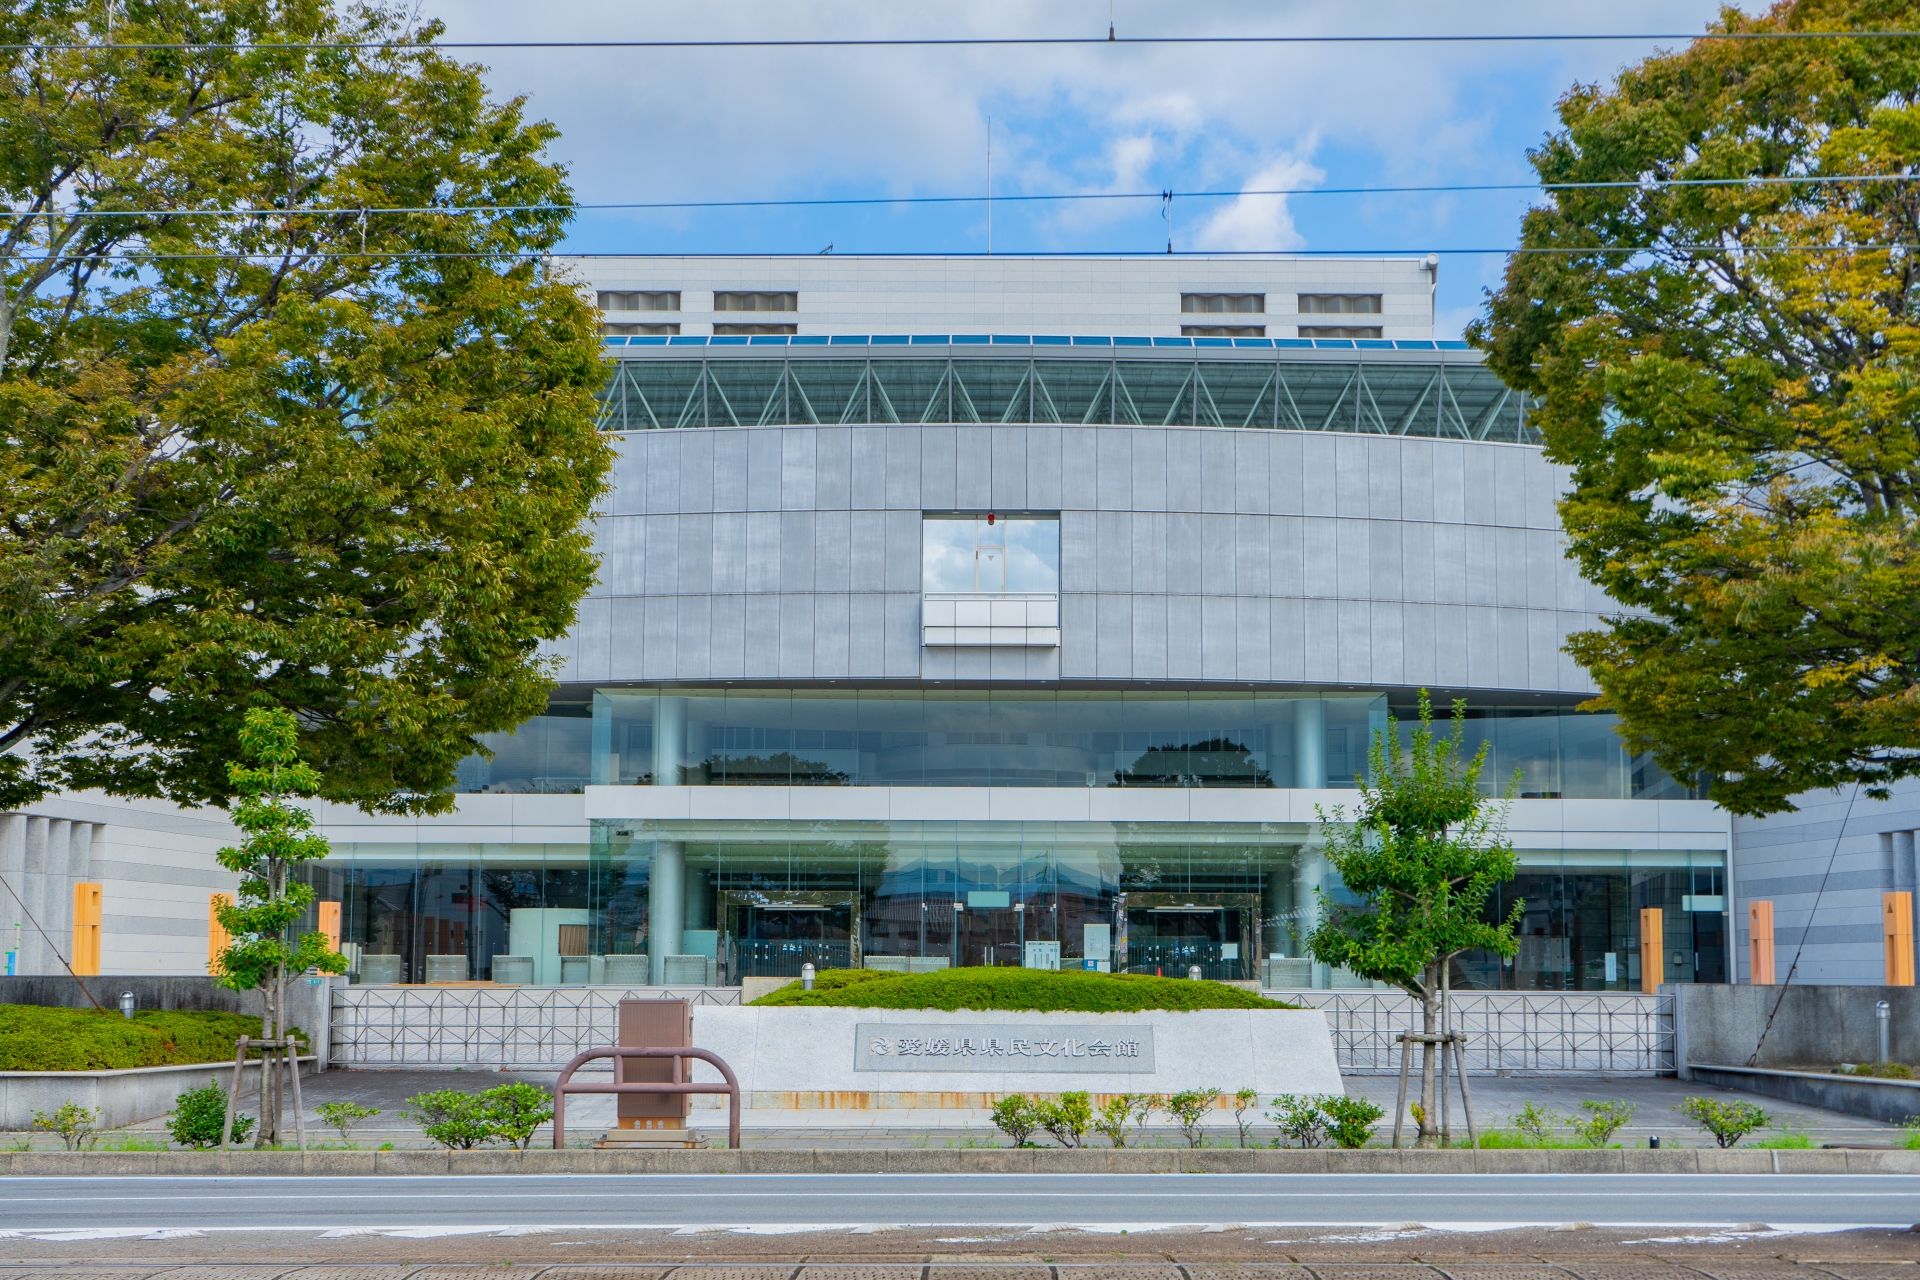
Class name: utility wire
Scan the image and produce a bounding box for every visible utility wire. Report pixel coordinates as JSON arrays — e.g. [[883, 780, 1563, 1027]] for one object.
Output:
[[1746, 782, 1861, 1067], [8, 31, 1920, 52], [7, 244, 1920, 265], [0, 870, 105, 1012], [5, 172, 1916, 222]]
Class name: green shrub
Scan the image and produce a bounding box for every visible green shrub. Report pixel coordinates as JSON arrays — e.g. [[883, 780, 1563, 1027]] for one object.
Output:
[[1035, 1091, 1092, 1148], [990, 1094, 1041, 1147], [316, 1100, 379, 1145], [1678, 1096, 1770, 1148], [1091, 1093, 1157, 1148], [1513, 1100, 1555, 1144], [1267, 1094, 1327, 1148], [1231, 1087, 1259, 1148], [1320, 1095, 1385, 1149], [0, 1005, 292, 1071], [750, 967, 1297, 1012], [1755, 1132, 1813, 1149], [1570, 1100, 1635, 1147], [404, 1089, 493, 1149], [31, 1101, 99, 1151], [167, 1079, 255, 1149], [482, 1083, 553, 1151], [1166, 1087, 1221, 1148], [1836, 1061, 1915, 1080]]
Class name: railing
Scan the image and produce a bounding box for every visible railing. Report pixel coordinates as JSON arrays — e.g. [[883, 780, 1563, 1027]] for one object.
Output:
[[1269, 989, 1675, 1075], [330, 983, 741, 1070], [552, 1045, 741, 1149]]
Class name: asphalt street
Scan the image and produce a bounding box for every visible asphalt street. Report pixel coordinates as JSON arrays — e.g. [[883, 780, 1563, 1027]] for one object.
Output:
[[1, 1173, 1916, 1232]]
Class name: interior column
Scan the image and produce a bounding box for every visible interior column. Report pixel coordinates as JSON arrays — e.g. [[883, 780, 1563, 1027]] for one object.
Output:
[[648, 841, 685, 985], [1294, 700, 1327, 789]]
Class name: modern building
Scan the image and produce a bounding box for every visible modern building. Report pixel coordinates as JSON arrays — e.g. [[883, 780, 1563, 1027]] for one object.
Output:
[[283, 255, 1731, 995]]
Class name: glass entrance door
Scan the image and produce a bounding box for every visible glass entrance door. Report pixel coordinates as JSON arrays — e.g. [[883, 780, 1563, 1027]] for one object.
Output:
[[1124, 893, 1257, 980], [724, 893, 855, 978], [956, 905, 1026, 967]]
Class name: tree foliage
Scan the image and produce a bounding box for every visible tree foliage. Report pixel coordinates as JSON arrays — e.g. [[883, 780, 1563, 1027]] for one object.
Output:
[[213, 707, 346, 1013], [1308, 692, 1520, 1146], [1472, 0, 1920, 815], [0, 0, 612, 812]]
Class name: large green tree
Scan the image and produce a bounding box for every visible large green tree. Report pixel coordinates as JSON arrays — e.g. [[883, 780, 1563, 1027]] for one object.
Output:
[[1473, 0, 1920, 816], [0, 0, 613, 812]]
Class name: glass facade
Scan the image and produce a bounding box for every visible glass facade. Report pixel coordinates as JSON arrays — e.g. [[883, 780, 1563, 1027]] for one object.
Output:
[[596, 355, 1537, 444], [519, 688, 1698, 798], [305, 830, 1727, 992]]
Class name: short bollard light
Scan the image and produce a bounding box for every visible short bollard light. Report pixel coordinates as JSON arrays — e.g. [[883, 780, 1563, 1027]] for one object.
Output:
[[1188, 965, 1203, 981], [119, 991, 135, 1019], [801, 961, 816, 991], [1878, 999, 1892, 1064], [1649, 1135, 1660, 1149]]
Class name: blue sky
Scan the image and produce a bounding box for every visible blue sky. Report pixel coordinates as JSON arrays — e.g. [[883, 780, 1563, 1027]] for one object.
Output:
[[431, 1, 1743, 337]]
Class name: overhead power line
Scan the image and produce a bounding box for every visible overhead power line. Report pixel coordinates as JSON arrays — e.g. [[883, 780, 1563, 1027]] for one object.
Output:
[[6, 30, 1920, 52], [7, 172, 1916, 223], [7, 245, 1920, 264]]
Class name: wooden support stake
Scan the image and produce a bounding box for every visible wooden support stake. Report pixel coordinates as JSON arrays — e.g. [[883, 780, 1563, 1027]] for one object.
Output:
[[1392, 1032, 1412, 1149], [219, 1036, 247, 1149]]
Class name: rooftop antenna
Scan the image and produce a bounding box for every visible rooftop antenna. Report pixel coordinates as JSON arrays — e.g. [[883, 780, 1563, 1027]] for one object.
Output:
[[819, 242, 834, 255], [1162, 189, 1173, 254], [1109, 0, 1115, 40], [986, 116, 993, 257]]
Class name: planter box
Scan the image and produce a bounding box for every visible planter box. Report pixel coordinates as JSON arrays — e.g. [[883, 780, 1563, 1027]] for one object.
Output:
[[1, 1056, 316, 1130], [1689, 1062, 1920, 1125]]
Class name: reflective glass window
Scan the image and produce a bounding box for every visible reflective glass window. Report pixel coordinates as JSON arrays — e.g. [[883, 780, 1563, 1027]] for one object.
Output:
[[1032, 361, 1113, 424], [704, 361, 786, 426], [870, 360, 950, 423], [613, 360, 704, 430], [789, 360, 869, 424], [923, 515, 1058, 593], [1114, 361, 1194, 425], [1358, 365, 1443, 436], [1275, 363, 1357, 432], [1195, 362, 1275, 429], [951, 360, 1032, 423]]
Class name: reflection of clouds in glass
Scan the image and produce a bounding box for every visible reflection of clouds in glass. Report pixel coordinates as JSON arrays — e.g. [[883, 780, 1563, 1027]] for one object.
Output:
[[922, 516, 1059, 593], [923, 519, 980, 592], [1005, 521, 1059, 592]]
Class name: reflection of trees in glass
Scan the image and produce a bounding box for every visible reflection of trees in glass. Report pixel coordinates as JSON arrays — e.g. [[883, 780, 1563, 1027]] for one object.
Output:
[[1115, 739, 1272, 788], [707, 753, 850, 786]]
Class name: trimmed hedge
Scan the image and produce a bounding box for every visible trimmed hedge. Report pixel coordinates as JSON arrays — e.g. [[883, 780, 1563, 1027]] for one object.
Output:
[[749, 966, 1297, 1012], [0, 1005, 289, 1071]]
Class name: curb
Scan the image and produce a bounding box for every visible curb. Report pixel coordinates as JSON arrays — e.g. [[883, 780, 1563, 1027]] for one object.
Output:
[[4, 1146, 1917, 1175]]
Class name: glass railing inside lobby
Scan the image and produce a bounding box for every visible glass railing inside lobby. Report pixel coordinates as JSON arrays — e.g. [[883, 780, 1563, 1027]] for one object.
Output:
[[523, 688, 1696, 799], [304, 833, 1727, 992]]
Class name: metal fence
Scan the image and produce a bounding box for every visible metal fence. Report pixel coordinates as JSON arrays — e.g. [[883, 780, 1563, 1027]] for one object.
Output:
[[1269, 989, 1675, 1075], [330, 985, 741, 1070], [331, 983, 1671, 1074]]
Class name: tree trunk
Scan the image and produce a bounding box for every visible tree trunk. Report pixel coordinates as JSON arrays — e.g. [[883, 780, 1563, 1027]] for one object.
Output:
[[1416, 963, 1441, 1148]]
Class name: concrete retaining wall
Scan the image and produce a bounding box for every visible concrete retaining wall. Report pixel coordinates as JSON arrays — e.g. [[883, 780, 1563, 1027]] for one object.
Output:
[[1689, 1063, 1920, 1126], [0, 1056, 316, 1130], [1671, 983, 1920, 1073], [1, 1146, 1914, 1175]]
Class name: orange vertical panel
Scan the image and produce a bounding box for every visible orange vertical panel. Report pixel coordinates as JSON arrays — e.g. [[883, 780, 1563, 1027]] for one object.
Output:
[[70, 883, 102, 976], [1885, 892, 1915, 986], [1748, 899, 1775, 985], [1639, 907, 1664, 994], [318, 901, 341, 952], [208, 892, 233, 975]]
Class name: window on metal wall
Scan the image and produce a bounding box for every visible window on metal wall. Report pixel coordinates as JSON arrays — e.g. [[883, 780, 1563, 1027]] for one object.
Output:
[[1182, 293, 1264, 313], [922, 515, 1060, 594], [1182, 325, 1266, 337], [601, 323, 679, 336], [1298, 325, 1383, 339], [714, 291, 798, 312], [598, 291, 679, 311], [1297, 293, 1382, 314], [712, 322, 797, 335]]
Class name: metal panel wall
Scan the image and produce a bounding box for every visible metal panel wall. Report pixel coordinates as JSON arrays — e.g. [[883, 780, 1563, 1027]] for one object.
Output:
[[553, 424, 1606, 694]]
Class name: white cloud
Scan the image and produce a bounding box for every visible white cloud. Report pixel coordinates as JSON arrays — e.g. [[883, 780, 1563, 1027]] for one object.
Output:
[[1190, 152, 1324, 252]]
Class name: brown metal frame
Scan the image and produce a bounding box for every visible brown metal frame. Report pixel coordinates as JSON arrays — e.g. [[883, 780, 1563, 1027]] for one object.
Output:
[[552, 1045, 742, 1149]]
